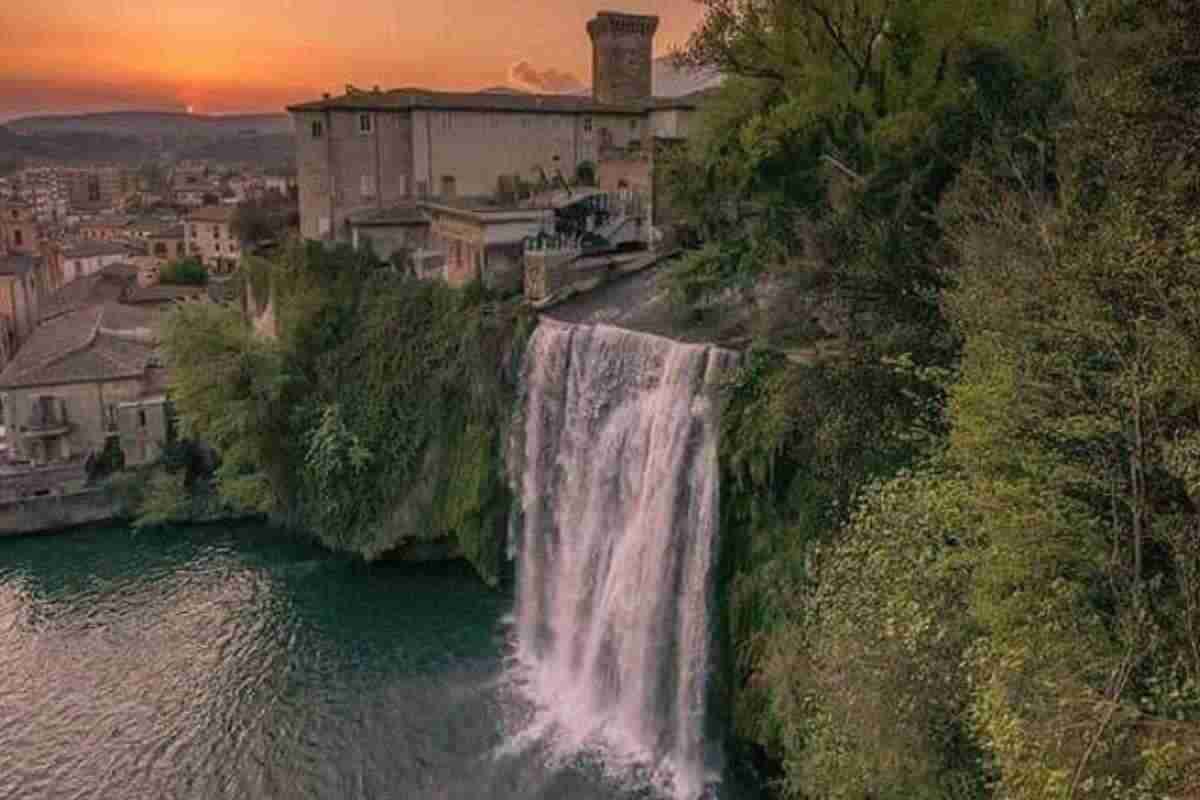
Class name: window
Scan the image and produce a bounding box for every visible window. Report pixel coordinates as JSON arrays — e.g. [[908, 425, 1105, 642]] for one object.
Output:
[[358, 113, 373, 134], [213, 225, 221, 238], [311, 120, 324, 138], [188, 225, 197, 239], [583, 117, 593, 133], [630, 118, 639, 131], [441, 175, 457, 198], [12, 230, 21, 247], [138, 409, 147, 428], [360, 174, 376, 198]]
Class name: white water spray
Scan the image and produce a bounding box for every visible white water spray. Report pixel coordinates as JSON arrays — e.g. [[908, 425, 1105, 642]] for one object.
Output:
[[510, 321, 734, 798]]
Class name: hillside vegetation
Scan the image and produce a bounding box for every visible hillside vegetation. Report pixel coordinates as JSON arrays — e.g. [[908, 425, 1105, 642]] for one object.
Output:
[[159, 244, 531, 584], [668, 0, 1200, 796]]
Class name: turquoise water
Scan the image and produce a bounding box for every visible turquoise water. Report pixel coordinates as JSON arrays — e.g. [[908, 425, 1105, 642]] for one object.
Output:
[[0, 524, 686, 799]]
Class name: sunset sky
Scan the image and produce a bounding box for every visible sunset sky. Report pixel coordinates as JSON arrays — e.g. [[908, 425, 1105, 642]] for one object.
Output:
[[0, 1, 705, 119]]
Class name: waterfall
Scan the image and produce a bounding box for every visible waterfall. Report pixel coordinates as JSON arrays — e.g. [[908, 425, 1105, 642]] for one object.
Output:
[[510, 320, 735, 799]]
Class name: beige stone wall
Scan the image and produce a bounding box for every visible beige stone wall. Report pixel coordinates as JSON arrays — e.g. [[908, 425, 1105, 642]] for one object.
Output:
[[0, 489, 120, 536], [116, 399, 168, 467], [295, 110, 333, 240], [4, 379, 145, 462], [186, 220, 240, 269], [588, 13, 658, 106], [148, 235, 186, 261], [421, 111, 589, 198], [431, 212, 485, 286], [295, 109, 415, 241], [598, 157, 653, 195], [295, 103, 654, 242]]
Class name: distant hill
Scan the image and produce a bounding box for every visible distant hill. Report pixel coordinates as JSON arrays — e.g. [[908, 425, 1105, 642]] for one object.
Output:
[[6, 111, 292, 140], [0, 111, 295, 169]]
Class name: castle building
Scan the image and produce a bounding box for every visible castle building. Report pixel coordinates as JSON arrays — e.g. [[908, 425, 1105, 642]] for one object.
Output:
[[288, 11, 699, 244]]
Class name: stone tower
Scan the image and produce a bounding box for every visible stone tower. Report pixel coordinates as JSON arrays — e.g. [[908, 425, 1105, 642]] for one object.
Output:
[[588, 11, 660, 106]]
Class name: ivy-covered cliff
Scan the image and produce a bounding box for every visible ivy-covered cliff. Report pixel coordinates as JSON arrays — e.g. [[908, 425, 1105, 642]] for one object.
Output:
[[675, 0, 1200, 796], [159, 243, 532, 585]]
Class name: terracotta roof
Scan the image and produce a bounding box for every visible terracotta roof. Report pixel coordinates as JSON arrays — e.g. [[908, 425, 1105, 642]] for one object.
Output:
[[0, 304, 157, 390], [187, 206, 237, 223], [288, 88, 656, 115]]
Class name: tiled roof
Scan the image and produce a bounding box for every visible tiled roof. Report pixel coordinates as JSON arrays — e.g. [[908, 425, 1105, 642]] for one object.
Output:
[[0, 254, 38, 277], [0, 304, 157, 390], [62, 240, 131, 259], [40, 271, 131, 321], [187, 206, 237, 223], [288, 88, 658, 115], [95, 301, 159, 333]]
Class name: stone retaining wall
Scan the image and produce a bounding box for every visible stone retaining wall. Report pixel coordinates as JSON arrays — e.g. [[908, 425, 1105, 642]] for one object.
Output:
[[0, 489, 121, 536]]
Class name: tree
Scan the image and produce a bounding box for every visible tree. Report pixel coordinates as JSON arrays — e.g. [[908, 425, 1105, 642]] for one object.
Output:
[[159, 257, 208, 285]]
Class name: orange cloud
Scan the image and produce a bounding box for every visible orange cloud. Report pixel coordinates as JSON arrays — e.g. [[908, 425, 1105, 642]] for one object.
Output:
[[508, 61, 585, 93], [0, 0, 705, 116]]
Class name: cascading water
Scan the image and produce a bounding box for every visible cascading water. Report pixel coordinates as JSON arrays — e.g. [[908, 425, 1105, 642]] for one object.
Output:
[[509, 320, 736, 799]]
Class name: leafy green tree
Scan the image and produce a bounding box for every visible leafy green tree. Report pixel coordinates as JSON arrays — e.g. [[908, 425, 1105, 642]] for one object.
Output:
[[160, 301, 291, 513], [160, 241, 529, 583], [159, 257, 208, 285]]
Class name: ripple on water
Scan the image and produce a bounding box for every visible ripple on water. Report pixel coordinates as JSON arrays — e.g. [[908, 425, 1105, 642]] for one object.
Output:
[[0, 524, 731, 800]]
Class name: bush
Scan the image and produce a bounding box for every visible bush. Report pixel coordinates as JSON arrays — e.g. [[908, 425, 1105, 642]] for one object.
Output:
[[160, 241, 531, 584], [159, 258, 208, 285]]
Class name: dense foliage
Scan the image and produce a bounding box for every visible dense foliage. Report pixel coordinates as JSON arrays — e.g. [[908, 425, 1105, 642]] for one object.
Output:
[[675, 0, 1200, 796], [160, 242, 530, 583], [158, 257, 208, 286]]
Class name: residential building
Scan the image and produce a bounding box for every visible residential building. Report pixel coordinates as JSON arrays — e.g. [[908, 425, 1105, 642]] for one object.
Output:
[[288, 11, 698, 243], [140, 224, 187, 261], [78, 214, 135, 241], [186, 206, 241, 271], [424, 198, 552, 291], [60, 241, 134, 284], [66, 167, 135, 213], [15, 168, 69, 223], [0, 302, 167, 470], [174, 184, 218, 208]]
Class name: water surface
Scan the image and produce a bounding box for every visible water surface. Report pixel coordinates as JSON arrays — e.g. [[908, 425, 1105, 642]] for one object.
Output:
[[0, 524, 685, 799]]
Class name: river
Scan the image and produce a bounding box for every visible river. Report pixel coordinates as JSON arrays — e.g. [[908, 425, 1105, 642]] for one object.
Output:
[[0, 523, 699, 799]]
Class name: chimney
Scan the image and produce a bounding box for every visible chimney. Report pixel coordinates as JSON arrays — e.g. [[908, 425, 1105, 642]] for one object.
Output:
[[587, 11, 660, 106]]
